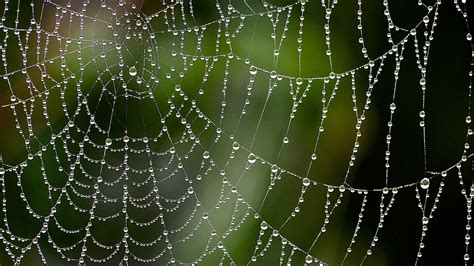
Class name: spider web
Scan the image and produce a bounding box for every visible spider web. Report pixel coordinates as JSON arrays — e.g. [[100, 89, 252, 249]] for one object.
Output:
[[0, 0, 472, 265]]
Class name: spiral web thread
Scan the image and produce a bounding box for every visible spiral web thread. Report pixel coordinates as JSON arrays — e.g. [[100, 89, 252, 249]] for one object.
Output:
[[0, 0, 473, 264]]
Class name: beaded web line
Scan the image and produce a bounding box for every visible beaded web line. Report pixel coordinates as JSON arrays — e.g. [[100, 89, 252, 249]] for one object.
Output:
[[0, 0, 472, 265]]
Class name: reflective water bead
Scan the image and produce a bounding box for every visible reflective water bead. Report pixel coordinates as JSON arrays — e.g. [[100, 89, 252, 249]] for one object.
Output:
[[271, 164, 278, 173], [270, 71, 277, 79], [129, 66, 137, 76], [105, 138, 112, 146], [232, 142, 240, 150], [248, 153, 256, 164], [249, 66, 257, 75], [302, 178, 311, 187], [296, 78, 303, 86], [422, 216, 429, 224], [339, 185, 346, 192], [420, 178, 430, 189], [187, 187, 194, 194]]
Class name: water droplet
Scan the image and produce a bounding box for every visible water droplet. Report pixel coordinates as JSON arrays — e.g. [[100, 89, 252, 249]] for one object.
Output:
[[305, 255, 313, 264], [271, 164, 278, 173], [248, 153, 256, 164], [203, 151, 210, 159], [296, 78, 303, 86], [420, 178, 430, 189], [270, 71, 277, 79], [187, 187, 194, 194], [249, 66, 257, 75], [419, 78, 426, 86], [390, 103, 396, 111], [467, 33, 472, 41], [339, 185, 346, 192], [422, 216, 429, 224], [129, 66, 137, 76], [230, 142, 239, 151], [0, 168, 4, 175], [260, 221, 268, 230], [303, 178, 311, 187], [105, 138, 112, 146]]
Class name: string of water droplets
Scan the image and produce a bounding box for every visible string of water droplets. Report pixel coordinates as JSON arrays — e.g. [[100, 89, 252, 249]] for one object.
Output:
[[0, 0, 472, 265]]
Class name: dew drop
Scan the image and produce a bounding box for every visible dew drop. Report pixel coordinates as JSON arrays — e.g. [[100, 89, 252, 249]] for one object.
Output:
[[422, 216, 429, 224], [271, 164, 278, 173], [248, 153, 256, 164], [303, 178, 311, 187], [270, 71, 277, 79], [296, 77, 303, 86], [249, 66, 257, 75], [420, 178, 430, 189], [339, 184, 346, 192], [187, 187, 194, 194], [105, 138, 112, 146], [129, 66, 137, 76], [232, 142, 240, 150]]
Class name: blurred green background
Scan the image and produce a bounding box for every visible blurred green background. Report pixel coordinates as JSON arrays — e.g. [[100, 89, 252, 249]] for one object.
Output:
[[0, 0, 472, 265]]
